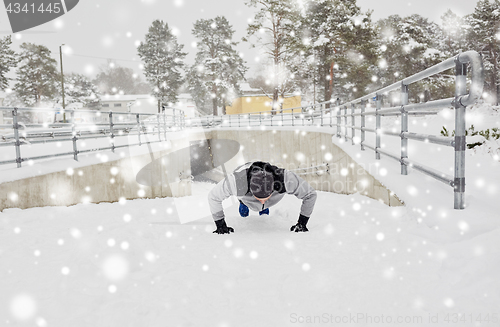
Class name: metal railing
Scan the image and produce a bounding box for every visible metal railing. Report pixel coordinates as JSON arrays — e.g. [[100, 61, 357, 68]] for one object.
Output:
[[202, 51, 484, 210], [0, 51, 484, 209], [0, 106, 185, 168]]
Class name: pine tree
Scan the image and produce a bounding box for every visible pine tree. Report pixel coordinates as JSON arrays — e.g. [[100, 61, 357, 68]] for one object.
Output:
[[61, 73, 101, 108], [376, 15, 449, 103], [187, 66, 210, 114], [14, 42, 59, 107], [0, 36, 17, 91], [466, 0, 500, 104], [303, 0, 378, 102], [244, 0, 301, 113], [188, 16, 247, 115], [94, 61, 150, 96], [440, 9, 466, 56], [137, 20, 187, 113]]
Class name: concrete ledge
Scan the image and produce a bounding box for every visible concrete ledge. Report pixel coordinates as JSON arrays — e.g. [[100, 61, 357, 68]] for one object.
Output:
[[0, 129, 403, 211]]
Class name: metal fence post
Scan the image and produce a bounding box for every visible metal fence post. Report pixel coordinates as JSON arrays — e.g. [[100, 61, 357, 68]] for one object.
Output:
[[109, 111, 115, 153], [12, 107, 22, 168], [360, 100, 366, 151], [351, 103, 355, 145], [330, 103, 333, 128], [401, 83, 409, 175], [163, 113, 167, 140], [336, 99, 341, 137], [344, 106, 348, 142], [172, 108, 176, 128], [71, 111, 78, 161], [375, 94, 381, 160], [157, 114, 162, 141], [454, 59, 467, 209], [136, 114, 142, 146], [321, 104, 324, 126], [292, 108, 295, 126]]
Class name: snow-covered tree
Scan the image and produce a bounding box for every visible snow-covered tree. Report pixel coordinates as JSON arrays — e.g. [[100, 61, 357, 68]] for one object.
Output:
[[0, 36, 17, 91], [14, 42, 59, 107], [93, 61, 150, 96], [59, 73, 101, 108], [303, 0, 378, 102], [376, 15, 450, 103], [466, 0, 500, 104], [137, 20, 186, 113], [440, 9, 467, 56], [244, 0, 302, 113], [187, 16, 247, 115]]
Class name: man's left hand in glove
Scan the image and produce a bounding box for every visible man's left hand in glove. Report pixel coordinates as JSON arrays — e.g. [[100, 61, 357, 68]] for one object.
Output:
[[290, 214, 309, 232]]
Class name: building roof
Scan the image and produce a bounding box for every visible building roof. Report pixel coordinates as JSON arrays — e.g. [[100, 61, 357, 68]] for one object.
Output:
[[240, 83, 261, 94], [100, 93, 194, 102], [101, 94, 154, 102], [178, 93, 194, 100]]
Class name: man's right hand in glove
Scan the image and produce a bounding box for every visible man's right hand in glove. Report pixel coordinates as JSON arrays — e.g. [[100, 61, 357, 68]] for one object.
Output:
[[213, 218, 234, 234], [239, 202, 249, 217]]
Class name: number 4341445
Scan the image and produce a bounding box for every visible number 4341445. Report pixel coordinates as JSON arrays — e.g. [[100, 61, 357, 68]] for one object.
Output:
[[444, 313, 499, 324], [6, 2, 62, 14]]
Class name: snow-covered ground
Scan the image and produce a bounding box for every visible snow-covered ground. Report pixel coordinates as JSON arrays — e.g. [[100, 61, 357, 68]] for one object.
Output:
[[2, 182, 499, 327], [1, 103, 499, 326], [332, 102, 500, 239]]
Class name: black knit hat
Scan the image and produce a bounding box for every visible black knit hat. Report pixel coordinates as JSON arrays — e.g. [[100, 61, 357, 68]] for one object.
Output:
[[249, 170, 274, 198]]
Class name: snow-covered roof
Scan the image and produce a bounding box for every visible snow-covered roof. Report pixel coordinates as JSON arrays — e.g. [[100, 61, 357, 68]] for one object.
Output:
[[240, 83, 261, 93], [101, 94, 154, 102], [100, 93, 194, 103], [178, 93, 194, 100]]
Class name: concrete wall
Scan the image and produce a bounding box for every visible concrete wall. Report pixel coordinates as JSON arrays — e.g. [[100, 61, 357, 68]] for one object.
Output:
[[0, 132, 204, 211], [0, 129, 402, 211], [211, 130, 403, 206]]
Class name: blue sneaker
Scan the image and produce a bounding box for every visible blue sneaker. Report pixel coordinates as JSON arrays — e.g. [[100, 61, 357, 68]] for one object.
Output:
[[259, 208, 269, 216], [239, 202, 249, 217]]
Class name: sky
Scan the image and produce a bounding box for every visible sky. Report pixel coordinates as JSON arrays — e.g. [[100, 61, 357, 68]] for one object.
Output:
[[0, 0, 480, 83]]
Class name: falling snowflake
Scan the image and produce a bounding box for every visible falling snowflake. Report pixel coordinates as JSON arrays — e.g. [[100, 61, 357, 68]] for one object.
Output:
[[10, 294, 37, 321], [102, 254, 129, 281]]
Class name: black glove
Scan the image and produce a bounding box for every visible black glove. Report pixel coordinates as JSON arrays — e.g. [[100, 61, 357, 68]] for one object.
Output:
[[213, 218, 234, 234], [290, 214, 309, 232]]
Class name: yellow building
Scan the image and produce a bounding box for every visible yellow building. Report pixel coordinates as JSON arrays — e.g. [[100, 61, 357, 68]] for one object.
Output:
[[226, 94, 301, 115], [225, 83, 301, 115]]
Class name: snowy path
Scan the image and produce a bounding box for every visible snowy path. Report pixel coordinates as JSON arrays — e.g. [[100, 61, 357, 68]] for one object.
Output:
[[2, 185, 499, 326]]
